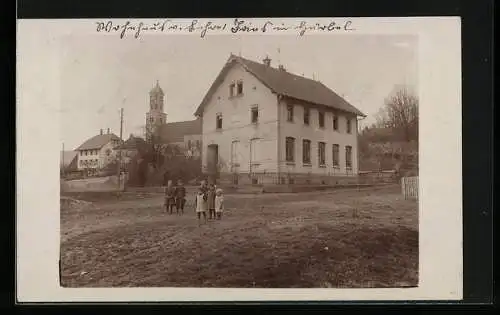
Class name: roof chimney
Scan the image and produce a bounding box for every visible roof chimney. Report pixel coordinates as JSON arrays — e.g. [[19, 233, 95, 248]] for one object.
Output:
[[100, 129, 103, 135], [278, 64, 286, 71], [263, 56, 271, 67], [107, 128, 110, 134]]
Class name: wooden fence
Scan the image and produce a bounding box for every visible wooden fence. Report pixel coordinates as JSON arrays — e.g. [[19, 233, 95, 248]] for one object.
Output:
[[401, 176, 419, 200]]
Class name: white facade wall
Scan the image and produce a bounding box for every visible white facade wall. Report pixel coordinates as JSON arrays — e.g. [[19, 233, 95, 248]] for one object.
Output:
[[200, 63, 360, 178], [201, 64, 279, 175], [77, 141, 118, 170], [278, 100, 359, 176]]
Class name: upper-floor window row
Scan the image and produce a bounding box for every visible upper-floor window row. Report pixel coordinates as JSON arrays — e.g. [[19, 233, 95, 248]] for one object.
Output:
[[286, 103, 355, 133]]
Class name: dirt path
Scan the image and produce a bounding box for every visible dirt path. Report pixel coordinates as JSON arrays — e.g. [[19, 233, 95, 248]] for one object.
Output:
[[60, 185, 418, 288]]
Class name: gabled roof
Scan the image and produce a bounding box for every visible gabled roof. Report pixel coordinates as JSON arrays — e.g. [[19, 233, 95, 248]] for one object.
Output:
[[118, 135, 147, 150], [157, 119, 202, 143], [61, 151, 77, 166], [194, 55, 366, 117], [67, 154, 78, 171], [76, 133, 121, 151]]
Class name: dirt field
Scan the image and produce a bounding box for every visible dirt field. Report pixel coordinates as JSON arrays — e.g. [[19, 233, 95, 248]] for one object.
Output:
[[60, 185, 418, 288]]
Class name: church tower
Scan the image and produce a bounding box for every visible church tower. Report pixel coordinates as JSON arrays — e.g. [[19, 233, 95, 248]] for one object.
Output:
[[146, 81, 167, 139]]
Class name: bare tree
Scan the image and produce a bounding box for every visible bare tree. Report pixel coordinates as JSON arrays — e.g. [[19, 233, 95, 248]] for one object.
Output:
[[376, 85, 418, 142]]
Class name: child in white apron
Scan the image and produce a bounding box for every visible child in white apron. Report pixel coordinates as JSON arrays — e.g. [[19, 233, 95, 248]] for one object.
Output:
[[215, 188, 224, 220], [195, 188, 207, 225]]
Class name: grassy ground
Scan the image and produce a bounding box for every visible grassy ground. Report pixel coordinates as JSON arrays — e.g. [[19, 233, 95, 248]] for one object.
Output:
[[60, 185, 418, 288]]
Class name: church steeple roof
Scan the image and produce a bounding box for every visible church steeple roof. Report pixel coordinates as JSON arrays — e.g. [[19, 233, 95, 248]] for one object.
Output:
[[149, 80, 164, 95]]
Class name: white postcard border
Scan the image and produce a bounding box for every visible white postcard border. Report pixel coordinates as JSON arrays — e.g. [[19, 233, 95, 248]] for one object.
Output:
[[16, 17, 462, 302]]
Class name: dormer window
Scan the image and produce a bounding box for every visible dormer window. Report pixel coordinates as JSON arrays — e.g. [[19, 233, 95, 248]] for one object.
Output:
[[229, 83, 235, 97], [237, 81, 243, 95]]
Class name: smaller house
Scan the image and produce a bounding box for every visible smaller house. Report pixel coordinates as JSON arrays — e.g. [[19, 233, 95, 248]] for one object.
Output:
[[117, 134, 147, 166], [156, 119, 202, 158], [75, 128, 121, 175]]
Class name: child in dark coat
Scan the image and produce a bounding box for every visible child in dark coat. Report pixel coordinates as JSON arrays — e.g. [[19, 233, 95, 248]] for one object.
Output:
[[174, 179, 186, 215], [207, 183, 216, 219], [164, 180, 176, 214]]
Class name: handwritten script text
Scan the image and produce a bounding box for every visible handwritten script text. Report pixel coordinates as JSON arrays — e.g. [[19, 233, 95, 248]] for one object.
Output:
[[95, 19, 355, 39]]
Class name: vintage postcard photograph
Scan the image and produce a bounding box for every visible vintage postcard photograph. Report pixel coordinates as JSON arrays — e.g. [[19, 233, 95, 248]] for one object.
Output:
[[17, 17, 462, 302]]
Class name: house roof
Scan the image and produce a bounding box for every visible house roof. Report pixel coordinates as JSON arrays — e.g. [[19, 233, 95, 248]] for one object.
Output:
[[194, 55, 366, 117], [76, 133, 121, 151], [61, 151, 77, 166], [67, 154, 78, 171], [118, 135, 147, 150], [157, 119, 202, 143]]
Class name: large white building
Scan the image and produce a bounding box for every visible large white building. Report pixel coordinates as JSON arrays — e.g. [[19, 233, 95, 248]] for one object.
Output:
[[194, 54, 366, 185], [75, 128, 121, 173]]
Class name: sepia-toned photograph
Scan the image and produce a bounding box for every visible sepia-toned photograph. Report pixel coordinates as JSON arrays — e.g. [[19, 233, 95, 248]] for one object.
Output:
[[59, 30, 419, 288], [17, 17, 462, 302]]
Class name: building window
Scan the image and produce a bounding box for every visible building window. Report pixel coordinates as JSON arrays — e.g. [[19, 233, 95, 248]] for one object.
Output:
[[231, 140, 240, 166], [303, 107, 310, 125], [250, 138, 260, 165], [251, 105, 259, 123], [346, 145, 353, 168], [237, 81, 243, 95], [302, 139, 311, 164], [332, 144, 340, 167], [285, 137, 295, 162], [333, 115, 339, 131], [287, 104, 294, 122], [216, 113, 223, 129], [318, 142, 326, 166], [229, 83, 235, 97], [187, 140, 191, 148], [347, 118, 352, 134], [319, 112, 325, 128]]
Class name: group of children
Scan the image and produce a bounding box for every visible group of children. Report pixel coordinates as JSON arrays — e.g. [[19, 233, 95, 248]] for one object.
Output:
[[164, 179, 224, 225], [163, 179, 187, 215]]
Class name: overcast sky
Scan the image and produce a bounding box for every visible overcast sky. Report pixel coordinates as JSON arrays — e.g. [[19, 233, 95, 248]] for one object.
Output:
[[60, 34, 417, 150]]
